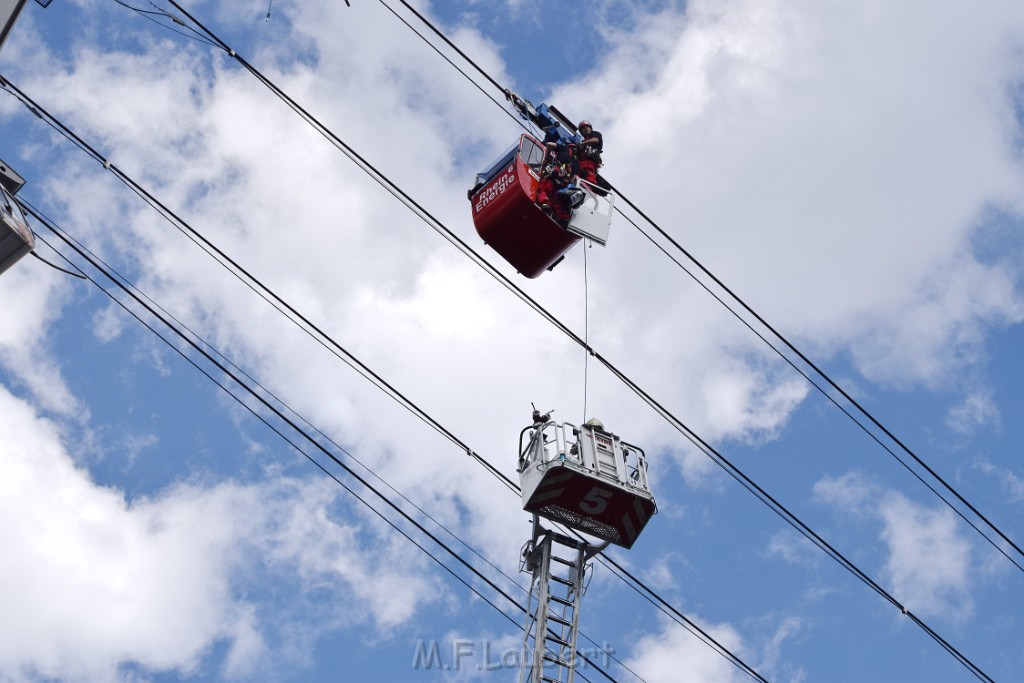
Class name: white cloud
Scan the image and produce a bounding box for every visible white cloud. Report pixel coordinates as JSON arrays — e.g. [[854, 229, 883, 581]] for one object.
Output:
[[0, 257, 79, 416], [757, 615, 803, 680], [976, 460, 1024, 503], [624, 611, 803, 683], [640, 555, 681, 592], [556, 0, 1024, 391], [0, 385, 445, 681], [947, 389, 1001, 434], [814, 472, 975, 621], [879, 493, 973, 620], [765, 530, 820, 568], [811, 471, 875, 512], [624, 615, 752, 683], [91, 303, 127, 343], [0, 384, 250, 681]]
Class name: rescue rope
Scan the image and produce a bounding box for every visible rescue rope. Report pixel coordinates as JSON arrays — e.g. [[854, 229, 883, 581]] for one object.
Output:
[[582, 240, 590, 425]]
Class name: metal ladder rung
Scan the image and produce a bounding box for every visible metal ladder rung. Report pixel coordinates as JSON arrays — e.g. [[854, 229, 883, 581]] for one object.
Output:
[[551, 555, 578, 567], [546, 613, 571, 627], [543, 653, 570, 666], [544, 634, 572, 649], [550, 575, 575, 587], [549, 594, 574, 607]]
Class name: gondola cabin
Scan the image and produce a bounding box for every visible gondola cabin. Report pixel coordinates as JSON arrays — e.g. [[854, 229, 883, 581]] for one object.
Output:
[[0, 169, 34, 277], [469, 134, 614, 278], [518, 415, 656, 549]]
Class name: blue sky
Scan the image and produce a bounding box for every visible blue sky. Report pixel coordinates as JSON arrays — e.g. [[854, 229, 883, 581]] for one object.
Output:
[[1, 0, 1024, 681]]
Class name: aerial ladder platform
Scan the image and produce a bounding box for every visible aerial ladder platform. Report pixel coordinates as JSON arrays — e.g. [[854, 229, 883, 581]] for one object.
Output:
[[515, 411, 657, 682]]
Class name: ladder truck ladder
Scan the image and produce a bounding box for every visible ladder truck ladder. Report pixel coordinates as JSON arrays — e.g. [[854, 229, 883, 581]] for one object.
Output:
[[519, 516, 606, 683]]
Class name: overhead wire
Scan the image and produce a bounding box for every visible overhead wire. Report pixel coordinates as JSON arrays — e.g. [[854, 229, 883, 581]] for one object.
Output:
[[608, 189, 1024, 569], [43, 1, 996, 677], [28, 226, 522, 627], [318, 1, 1021, 672], [18, 248, 520, 634], [33, 210, 626, 681], [1, 62, 747, 683], [21, 200, 619, 683], [22, 200, 527, 619], [29, 249, 87, 278], [0, 79, 518, 499], [111, 0, 219, 47], [610, 206, 1024, 575], [372, 0, 519, 127], [139, 4, 996, 680], [4, 80, 540, 614], [2, 68, 658, 680], [361, 0, 1024, 579], [102, 7, 768, 676], [383, 0, 1024, 575], [62, 213, 638, 679], [94, 234, 531, 596], [9, 2, 999, 679]]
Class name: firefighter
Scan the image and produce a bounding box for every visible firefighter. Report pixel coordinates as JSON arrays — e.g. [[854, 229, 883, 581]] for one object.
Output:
[[536, 142, 580, 227], [576, 120, 603, 185]]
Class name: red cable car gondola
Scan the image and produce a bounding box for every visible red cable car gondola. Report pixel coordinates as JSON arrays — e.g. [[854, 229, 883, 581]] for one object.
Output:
[[469, 94, 614, 278], [470, 134, 579, 278], [469, 134, 614, 278], [0, 163, 34, 277]]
